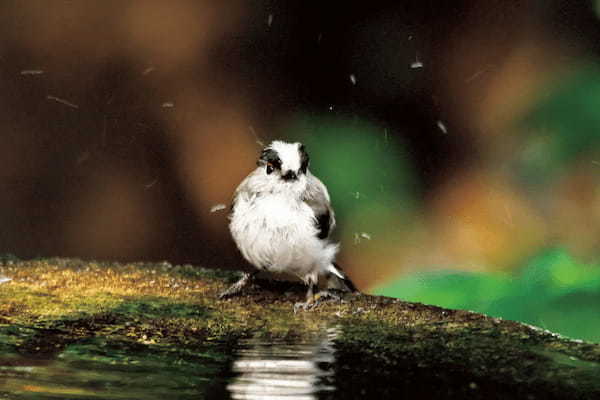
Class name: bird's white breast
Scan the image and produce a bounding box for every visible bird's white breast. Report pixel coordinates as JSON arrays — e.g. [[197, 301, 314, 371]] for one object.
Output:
[[230, 192, 320, 277]]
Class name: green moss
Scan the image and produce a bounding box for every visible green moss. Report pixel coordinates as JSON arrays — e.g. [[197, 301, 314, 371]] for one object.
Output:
[[1, 257, 600, 399]]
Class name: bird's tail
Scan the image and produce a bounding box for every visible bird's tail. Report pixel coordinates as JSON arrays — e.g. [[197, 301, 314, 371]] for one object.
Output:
[[326, 262, 359, 293]]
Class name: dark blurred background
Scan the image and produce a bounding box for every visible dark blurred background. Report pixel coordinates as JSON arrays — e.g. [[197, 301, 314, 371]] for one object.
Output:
[[1, 1, 599, 340]]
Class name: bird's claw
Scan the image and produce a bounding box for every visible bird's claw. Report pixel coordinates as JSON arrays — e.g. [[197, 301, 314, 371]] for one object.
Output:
[[218, 289, 236, 300], [293, 290, 342, 313], [293, 301, 313, 313], [218, 272, 256, 300], [315, 290, 342, 302]]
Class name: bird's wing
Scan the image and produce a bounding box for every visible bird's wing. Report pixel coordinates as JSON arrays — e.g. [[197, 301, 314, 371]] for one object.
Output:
[[230, 169, 258, 213], [303, 172, 336, 239]]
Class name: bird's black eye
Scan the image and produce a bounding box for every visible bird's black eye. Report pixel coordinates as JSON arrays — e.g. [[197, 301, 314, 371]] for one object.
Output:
[[265, 158, 281, 175], [259, 148, 281, 174]]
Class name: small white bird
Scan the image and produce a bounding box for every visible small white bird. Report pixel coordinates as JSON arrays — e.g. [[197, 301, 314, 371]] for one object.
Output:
[[220, 140, 357, 308]]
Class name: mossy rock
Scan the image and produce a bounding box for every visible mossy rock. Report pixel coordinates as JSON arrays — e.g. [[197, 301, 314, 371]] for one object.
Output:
[[1, 257, 599, 399]]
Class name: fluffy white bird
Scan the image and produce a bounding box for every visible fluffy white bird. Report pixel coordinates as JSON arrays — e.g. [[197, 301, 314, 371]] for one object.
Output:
[[220, 140, 357, 308]]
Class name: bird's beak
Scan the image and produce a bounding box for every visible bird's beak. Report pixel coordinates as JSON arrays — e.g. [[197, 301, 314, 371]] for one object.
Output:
[[282, 170, 298, 181]]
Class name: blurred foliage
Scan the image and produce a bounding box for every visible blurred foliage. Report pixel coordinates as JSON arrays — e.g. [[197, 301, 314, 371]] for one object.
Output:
[[283, 114, 419, 239], [375, 249, 600, 343], [516, 65, 600, 184]]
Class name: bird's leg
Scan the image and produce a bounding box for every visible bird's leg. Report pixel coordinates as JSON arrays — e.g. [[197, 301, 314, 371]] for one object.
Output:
[[294, 280, 316, 312], [314, 289, 342, 302], [294, 287, 346, 312], [218, 271, 257, 299], [306, 280, 315, 302]]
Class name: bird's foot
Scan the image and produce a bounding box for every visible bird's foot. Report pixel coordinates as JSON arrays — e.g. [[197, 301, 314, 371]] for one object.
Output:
[[218, 272, 255, 300], [293, 300, 314, 313], [293, 290, 342, 313], [314, 289, 342, 303]]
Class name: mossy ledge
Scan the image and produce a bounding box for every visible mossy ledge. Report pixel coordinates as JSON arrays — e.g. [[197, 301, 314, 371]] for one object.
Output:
[[1, 257, 599, 399]]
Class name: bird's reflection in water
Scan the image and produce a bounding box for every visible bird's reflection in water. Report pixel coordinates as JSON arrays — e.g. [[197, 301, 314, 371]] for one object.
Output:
[[227, 326, 339, 400]]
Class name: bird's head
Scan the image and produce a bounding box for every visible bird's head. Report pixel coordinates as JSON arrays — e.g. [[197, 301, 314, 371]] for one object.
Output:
[[257, 141, 310, 188]]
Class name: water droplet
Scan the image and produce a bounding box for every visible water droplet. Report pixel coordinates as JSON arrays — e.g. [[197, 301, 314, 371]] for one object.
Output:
[[144, 180, 158, 189], [437, 120, 447, 134], [47, 95, 79, 109], [20, 70, 44, 75], [210, 204, 227, 213], [410, 59, 423, 69]]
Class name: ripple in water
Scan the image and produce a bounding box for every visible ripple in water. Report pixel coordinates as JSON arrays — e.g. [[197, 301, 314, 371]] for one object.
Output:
[[227, 327, 339, 400]]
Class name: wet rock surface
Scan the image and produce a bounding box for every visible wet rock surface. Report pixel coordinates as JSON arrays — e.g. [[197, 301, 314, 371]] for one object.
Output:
[[0, 258, 599, 399]]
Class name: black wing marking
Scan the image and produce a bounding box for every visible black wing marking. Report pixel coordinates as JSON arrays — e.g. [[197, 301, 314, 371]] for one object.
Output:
[[299, 144, 310, 174], [315, 211, 331, 240], [331, 262, 359, 293]]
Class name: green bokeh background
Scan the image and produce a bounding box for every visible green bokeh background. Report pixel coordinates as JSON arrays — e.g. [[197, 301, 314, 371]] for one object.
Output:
[[374, 64, 600, 343], [376, 249, 600, 343], [284, 114, 419, 242], [282, 65, 600, 343]]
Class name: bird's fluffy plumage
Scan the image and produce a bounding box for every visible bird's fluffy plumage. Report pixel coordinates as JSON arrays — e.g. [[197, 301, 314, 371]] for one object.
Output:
[[228, 141, 352, 295]]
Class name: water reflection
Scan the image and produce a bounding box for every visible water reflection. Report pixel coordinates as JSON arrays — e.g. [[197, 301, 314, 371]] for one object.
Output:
[[0, 328, 341, 399], [227, 327, 339, 400], [0, 337, 232, 400]]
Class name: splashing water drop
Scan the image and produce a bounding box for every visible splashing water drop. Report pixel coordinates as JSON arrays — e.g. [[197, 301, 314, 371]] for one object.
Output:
[[437, 120, 448, 134], [47, 95, 79, 109], [210, 204, 227, 213], [410, 57, 423, 69], [21, 70, 44, 75]]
